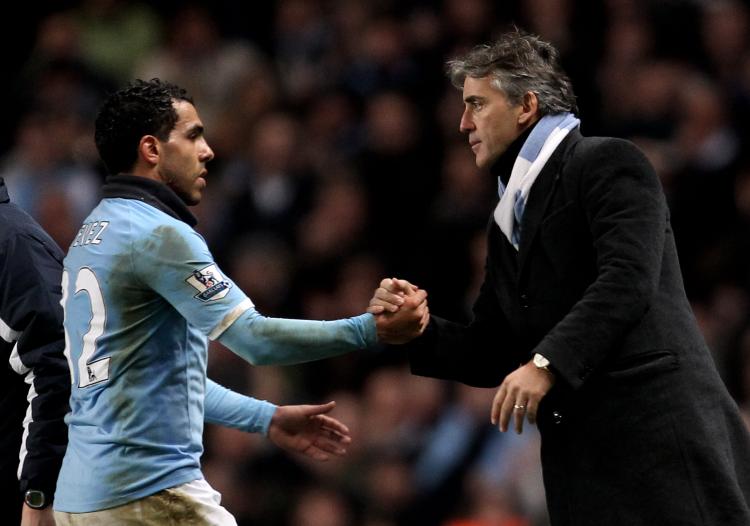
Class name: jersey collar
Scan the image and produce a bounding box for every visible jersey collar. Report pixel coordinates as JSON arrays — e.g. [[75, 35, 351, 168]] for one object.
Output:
[[102, 175, 198, 227]]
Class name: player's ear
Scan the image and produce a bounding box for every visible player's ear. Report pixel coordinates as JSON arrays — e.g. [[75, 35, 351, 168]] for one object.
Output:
[[138, 135, 160, 166], [518, 91, 539, 125]]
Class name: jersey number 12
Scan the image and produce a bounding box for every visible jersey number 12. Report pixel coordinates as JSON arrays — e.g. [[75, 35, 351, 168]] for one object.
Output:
[[62, 268, 111, 387]]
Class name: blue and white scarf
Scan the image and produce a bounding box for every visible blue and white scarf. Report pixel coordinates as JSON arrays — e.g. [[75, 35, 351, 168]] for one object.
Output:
[[493, 112, 580, 250]]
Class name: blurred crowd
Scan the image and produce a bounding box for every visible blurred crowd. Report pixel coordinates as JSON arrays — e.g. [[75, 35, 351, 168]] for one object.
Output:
[[4, 0, 750, 525]]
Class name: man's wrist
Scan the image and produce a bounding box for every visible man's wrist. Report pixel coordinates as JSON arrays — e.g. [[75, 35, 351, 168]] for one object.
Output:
[[24, 489, 50, 510], [533, 353, 555, 381]]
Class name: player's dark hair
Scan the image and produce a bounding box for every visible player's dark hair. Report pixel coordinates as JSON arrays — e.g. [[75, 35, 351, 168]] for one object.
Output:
[[94, 78, 193, 175]]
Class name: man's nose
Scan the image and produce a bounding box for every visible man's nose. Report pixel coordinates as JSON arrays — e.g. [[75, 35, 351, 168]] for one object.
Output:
[[201, 142, 214, 162], [459, 110, 474, 133]]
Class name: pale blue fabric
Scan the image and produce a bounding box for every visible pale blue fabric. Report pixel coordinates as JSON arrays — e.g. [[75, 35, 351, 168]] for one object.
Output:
[[56, 197, 375, 513], [496, 112, 580, 247]]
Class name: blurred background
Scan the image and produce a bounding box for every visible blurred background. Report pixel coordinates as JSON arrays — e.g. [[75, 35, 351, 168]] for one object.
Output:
[[5, 0, 750, 524]]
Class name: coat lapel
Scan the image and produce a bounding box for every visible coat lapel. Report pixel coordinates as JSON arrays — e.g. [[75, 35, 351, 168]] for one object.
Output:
[[517, 130, 581, 270]]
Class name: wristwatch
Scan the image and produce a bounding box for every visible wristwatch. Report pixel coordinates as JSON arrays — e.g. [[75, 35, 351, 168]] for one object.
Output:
[[533, 353, 551, 372], [24, 489, 48, 510]]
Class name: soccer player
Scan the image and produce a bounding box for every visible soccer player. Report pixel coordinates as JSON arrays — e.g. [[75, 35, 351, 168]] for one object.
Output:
[[53, 79, 427, 525]]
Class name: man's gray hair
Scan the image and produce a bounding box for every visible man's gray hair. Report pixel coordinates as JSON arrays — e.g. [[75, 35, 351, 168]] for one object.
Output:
[[447, 30, 578, 116]]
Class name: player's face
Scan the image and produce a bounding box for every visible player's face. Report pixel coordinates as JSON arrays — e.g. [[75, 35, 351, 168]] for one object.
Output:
[[459, 76, 525, 170], [157, 100, 214, 205]]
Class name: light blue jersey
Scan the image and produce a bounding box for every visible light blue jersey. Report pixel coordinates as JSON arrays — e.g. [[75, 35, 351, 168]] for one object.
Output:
[[55, 177, 376, 512]]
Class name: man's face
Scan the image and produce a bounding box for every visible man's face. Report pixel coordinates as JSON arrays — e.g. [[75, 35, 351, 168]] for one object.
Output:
[[459, 76, 525, 169], [157, 100, 214, 205]]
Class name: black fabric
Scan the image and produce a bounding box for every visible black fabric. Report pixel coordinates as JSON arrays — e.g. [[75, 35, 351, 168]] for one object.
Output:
[[0, 478, 23, 525], [404, 131, 750, 525], [102, 174, 198, 227], [0, 178, 68, 504]]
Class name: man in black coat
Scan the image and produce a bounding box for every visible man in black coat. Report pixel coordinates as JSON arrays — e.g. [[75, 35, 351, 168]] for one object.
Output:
[[0, 177, 69, 525], [370, 31, 750, 525]]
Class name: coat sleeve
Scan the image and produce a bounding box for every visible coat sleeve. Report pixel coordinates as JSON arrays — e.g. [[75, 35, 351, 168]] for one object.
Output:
[[406, 276, 524, 388], [0, 233, 69, 499], [533, 138, 666, 389]]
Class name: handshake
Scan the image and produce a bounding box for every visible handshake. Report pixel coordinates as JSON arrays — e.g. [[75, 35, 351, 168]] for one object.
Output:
[[367, 278, 430, 344]]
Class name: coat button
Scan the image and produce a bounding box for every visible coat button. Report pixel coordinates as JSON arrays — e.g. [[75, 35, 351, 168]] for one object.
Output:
[[552, 411, 563, 424], [520, 293, 528, 308]]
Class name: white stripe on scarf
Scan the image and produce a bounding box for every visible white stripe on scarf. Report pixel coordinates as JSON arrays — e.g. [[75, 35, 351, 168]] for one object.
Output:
[[493, 112, 580, 250]]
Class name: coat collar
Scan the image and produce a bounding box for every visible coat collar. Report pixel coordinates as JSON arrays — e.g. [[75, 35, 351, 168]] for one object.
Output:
[[102, 174, 198, 227], [516, 128, 583, 269]]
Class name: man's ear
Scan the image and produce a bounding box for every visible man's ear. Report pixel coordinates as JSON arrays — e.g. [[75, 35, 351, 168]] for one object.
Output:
[[138, 135, 160, 166], [518, 91, 539, 126]]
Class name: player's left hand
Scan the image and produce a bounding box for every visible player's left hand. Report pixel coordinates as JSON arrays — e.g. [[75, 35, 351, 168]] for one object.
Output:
[[268, 401, 351, 461], [491, 361, 555, 434], [21, 505, 56, 526]]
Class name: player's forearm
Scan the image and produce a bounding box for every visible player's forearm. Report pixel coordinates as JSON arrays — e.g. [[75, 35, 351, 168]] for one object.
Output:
[[218, 310, 377, 366], [204, 379, 276, 434]]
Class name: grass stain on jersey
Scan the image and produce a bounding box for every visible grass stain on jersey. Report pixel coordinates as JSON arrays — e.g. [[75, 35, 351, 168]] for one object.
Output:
[[100, 248, 160, 492]]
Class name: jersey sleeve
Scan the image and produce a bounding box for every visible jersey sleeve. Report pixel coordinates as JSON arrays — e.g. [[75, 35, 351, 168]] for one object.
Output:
[[218, 309, 376, 365], [132, 222, 252, 338], [204, 379, 276, 435]]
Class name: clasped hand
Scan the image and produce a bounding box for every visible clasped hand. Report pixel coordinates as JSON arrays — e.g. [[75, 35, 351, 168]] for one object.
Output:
[[367, 278, 430, 344]]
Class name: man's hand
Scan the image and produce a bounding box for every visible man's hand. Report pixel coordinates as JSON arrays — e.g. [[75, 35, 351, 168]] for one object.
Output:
[[267, 401, 351, 461], [491, 360, 555, 434], [368, 278, 430, 344], [21, 505, 55, 526], [367, 278, 417, 314]]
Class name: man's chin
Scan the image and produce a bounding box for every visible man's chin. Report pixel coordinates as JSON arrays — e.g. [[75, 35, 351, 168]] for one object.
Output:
[[185, 193, 202, 206], [475, 152, 499, 170], [170, 185, 202, 206]]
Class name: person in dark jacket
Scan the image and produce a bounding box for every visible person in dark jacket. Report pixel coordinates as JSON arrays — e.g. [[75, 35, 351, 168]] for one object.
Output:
[[369, 30, 750, 525], [0, 177, 69, 526]]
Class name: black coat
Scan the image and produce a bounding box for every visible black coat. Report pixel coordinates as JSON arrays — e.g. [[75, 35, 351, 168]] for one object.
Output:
[[407, 129, 750, 525]]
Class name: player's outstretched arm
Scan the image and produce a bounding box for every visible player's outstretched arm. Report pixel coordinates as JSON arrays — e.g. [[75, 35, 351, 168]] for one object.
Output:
[[268, 401, 351, 461], [216, 307, 378, 366]]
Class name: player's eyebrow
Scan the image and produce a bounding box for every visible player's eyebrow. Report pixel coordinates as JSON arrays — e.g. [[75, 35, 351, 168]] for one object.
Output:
[[464, 95, 485, 104], [186, 123, 205, 137]]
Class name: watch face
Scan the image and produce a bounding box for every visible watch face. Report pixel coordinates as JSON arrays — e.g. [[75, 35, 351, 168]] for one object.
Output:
[[534, 354, 550, 368], [24, 490, 47, 509]]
